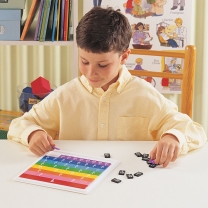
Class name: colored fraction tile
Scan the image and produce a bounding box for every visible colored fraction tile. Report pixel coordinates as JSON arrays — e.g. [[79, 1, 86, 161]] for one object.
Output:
[[14, 150, 119, 194]]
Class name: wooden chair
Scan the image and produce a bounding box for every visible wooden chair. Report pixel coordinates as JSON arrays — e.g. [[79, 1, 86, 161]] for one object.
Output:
[[129, 45, 196, 118]]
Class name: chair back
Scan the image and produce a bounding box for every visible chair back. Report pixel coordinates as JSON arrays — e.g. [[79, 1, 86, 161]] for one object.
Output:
[[129, 45, 196, 118]]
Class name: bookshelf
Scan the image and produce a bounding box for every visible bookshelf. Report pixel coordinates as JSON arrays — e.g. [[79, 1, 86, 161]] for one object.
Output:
[[0, 0, 79, 77], [0, 0, 79, 45]]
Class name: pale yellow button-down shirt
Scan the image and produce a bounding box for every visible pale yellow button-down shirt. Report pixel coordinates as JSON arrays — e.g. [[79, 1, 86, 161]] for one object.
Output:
[[8, 65, 207, 154]]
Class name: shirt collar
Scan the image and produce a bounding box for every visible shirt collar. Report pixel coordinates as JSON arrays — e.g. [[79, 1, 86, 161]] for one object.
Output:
[[79, 65, 132, 94], [80, 74, 93, 93], [117, 65, 132, 93]]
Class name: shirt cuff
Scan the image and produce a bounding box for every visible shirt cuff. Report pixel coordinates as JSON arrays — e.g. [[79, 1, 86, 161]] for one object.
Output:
[[161, 129, 186, 150], [20, 125, 46, 146]]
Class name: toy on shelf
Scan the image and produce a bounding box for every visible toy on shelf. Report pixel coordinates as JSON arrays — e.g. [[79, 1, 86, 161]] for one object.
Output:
[[31, 77, 51, 98], [17, 77, 55, 113]]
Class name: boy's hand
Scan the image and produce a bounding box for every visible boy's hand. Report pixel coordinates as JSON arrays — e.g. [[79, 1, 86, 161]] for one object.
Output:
[[28, 130, 55, 156], [150, 134, 180, 167]]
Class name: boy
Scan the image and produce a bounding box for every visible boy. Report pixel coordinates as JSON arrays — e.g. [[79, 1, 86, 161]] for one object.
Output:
[[8, 7, 207, 167]]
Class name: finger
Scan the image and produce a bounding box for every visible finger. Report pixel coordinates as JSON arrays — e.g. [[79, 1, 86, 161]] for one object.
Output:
[[38, 140, 51, 153], [163, 145, 175, 167], [32, 137, 50, 155], [159, 145, 169, 165], [29, 145, 45, 156], [154, 144, 163, 164], [150, 146, 157, 160], [171, 146, 180, 162], [47, 135, 55, 147], [41, 136, 54, 152]]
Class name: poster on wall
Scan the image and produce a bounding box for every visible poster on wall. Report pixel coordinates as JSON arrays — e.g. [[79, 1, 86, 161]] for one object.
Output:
[[83, 0, 193, 94]]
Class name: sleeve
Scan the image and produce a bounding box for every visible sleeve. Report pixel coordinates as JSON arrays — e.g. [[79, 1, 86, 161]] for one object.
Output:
[[7, 92, 60, 146], [150, 99, 207, 155]]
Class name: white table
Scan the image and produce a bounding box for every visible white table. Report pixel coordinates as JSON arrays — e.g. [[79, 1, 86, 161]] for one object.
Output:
[[1, 140, 208, 208]]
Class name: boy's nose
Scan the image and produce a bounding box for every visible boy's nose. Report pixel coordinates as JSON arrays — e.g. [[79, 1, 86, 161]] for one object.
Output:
[[88, 67, 98, 76]]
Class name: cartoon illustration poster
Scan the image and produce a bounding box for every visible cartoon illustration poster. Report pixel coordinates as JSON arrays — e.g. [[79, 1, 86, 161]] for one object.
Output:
[[83, 0, 193, 94]]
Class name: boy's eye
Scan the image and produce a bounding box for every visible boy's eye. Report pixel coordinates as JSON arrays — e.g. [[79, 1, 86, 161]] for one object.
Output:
[[99, 64, 108, 68], [82, 61, 89, 65]]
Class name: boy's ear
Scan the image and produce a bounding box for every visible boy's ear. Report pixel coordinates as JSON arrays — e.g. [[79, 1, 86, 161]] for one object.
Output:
[[121, 49, 131, 64]]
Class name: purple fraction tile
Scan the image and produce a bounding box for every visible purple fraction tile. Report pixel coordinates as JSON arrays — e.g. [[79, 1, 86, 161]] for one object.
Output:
[[147, 160, 153, 164], [53, 146, 60, 150], [111, 178, 121, 183], [147, 159, 155, 164], [149, 159, 155, 164]]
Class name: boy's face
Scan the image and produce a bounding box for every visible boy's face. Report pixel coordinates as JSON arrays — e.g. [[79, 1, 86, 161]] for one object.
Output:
[[79, 48, 130, 91]]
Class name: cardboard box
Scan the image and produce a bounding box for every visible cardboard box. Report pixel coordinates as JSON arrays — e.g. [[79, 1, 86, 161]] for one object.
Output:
[[0, 9, 21, 40], [0, 0, 26, 9], [0, 110, 22, 139]]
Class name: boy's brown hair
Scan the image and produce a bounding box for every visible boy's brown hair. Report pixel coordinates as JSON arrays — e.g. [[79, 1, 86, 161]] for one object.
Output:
[[76, 7, 132, 54]]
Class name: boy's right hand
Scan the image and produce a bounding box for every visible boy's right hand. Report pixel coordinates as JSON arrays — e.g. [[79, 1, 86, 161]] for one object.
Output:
[[28, 130, 55, 156]]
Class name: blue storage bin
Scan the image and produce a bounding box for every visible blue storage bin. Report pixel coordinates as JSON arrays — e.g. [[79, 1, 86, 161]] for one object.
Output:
[[0, 9, 21, 40]]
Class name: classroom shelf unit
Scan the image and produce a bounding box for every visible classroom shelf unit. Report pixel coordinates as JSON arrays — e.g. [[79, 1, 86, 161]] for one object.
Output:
[[0, 0, 79, 77]]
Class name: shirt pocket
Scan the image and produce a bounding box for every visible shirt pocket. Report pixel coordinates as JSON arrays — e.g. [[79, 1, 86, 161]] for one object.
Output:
[[117, 116, 149, 141]]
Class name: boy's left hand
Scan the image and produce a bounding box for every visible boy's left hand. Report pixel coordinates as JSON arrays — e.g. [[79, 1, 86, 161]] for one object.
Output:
[[150, 134, 180, 167]]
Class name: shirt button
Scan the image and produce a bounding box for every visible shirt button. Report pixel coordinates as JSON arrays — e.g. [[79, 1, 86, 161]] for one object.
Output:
[[103, 97, 106, 101], [101, 123, 105, 128]]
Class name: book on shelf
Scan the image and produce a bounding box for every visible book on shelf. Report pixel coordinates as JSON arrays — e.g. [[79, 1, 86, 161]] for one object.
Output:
[[45, 0, 55, 41], [56, 0, 61, 41], [20, 0, 40, 40], [67, 0, 72, 41], [51, 0, 58, 42], [34, 0, 45, 40], [63, 0, 69, 41], [69, 26, 73, 41], [59, 0, 65, 40], [39, 0, 52, 42]]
